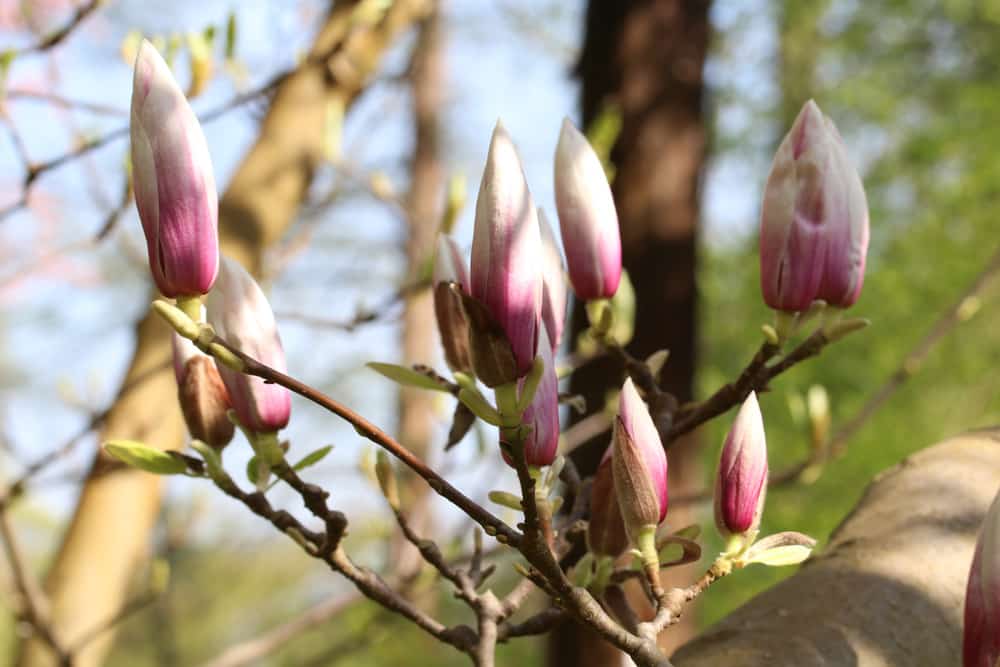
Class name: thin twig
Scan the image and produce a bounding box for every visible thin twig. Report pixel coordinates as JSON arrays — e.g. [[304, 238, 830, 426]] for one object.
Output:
[[208, 333, 522, 548], [0, 511, 72, 665], [13, 0, 103, 57]]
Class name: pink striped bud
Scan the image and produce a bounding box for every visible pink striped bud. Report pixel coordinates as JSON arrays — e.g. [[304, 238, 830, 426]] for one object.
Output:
[[518, 326, 559, 466], [172, 333, 234, 450], [207, 257, 291, 433], [554, 118, 621, 301], [537, 208, 567, 349], [760, 100, 869, 311], [964, 488, 1000, 667], [433, 236, 472, 373], [470, 121, 542, 377], [612, 378, 668, 541], [714, 392, 768, 537], [130, 39, 219, 298], [587, 446, 628, 558]]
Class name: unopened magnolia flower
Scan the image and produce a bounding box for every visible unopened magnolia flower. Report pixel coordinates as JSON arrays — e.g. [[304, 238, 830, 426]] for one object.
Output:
[[130, 39, 219, 298], [433, 235, 472, 373], [537, 208, 567, 349], [714, 392, 768, 539], [760, 99, 869, 312], [554, 118, 621, 301], [587, 446, 628, 558], [172, 333, 234, 449], [470, 121, 541, 377], [612, 378, 668, 541], [206, 257, 291, 434], [964, 487, 1000, 667], [517, 326, 559, 467]]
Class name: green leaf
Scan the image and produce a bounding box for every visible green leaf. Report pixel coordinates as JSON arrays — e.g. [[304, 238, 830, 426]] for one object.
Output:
[[744, 544, 813, 567], [104, 440, 187, 475], [366, 362, 450, 392], [292, 445, 334, 472], [246, 455, 260, 485]]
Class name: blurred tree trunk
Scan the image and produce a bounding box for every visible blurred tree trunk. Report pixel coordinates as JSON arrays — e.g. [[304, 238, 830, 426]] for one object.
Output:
[[392, 3, 444, 579], [16, 2, 430, 666], [549, 1, 711, 665]]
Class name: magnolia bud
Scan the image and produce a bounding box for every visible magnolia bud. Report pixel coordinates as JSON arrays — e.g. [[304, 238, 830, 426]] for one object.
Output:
[[517, 326, 559, 467], [206, 257, 291, 433], [760, 100, 869, 312], [714, 392, 768, 538], [130, 39, 219, 297], [470, 121, 541, 377], [612, 378, 668, 542], [433, 236, 472, 373], [964, 487, 1000, 667], [537, 208, 568, 349], [554, 118, 621, 301], [172, 333, 234, 449], [587, 446, 628, 558]]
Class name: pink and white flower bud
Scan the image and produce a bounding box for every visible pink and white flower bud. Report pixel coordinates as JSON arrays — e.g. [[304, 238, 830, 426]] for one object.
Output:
[[172, 333, 234, 450], [612, 378, 668, 541], [553, 118, 621, 301], [964, 488, 1000, 667], [130, 39, 219, 298], [588, 446, 628, 558], [518, 326, 559, 466], [433, 236, 473, 374], [760, 100, 869, 311], [537, 208, 567, 349], [714, 392, 768, 537], [207, 257, 291, 433], [470, 121, 542, 377]]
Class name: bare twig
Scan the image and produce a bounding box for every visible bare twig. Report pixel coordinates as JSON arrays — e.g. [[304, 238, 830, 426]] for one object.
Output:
[[0, 360, 169, 508], [5, 89, 128, 116], [12, 0, 103, 57], [204, 332, 522, 548], [0, 511, 71, 665]]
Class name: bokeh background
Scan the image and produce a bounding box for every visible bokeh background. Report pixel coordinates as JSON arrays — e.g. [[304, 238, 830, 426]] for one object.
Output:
[[2, 0, 1000, 665]]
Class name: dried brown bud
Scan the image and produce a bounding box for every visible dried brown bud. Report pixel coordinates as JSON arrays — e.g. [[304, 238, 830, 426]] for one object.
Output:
[[458, 287, 520, 388], [434, 282, 473, 374], [587, 449, 628, 558], [173, 335, 234, 449]]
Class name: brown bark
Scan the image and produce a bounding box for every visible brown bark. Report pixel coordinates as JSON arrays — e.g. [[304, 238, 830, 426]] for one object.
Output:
[[17, 3, 430, 666], [550, 1, 711, 664], [674, 429, 1000, 666], [392, 3, 445, 578]]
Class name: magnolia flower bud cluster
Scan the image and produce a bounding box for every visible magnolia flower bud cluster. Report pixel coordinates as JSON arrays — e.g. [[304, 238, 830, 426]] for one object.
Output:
[[760, 100, 870, 312], [587, 388, 771, 563], [131, 41, 291, 441], [430, 118, 623, 468]]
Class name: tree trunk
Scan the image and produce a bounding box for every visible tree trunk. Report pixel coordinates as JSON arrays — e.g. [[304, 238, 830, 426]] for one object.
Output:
[[17, 3, 430, 665], [392, 3, 444, 579], [548, 1, 711, 665], [674, 429, 1000, 666]]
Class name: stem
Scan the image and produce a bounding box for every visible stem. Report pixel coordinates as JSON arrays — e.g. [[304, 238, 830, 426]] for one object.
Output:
[[175, 295, 202, 322]]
